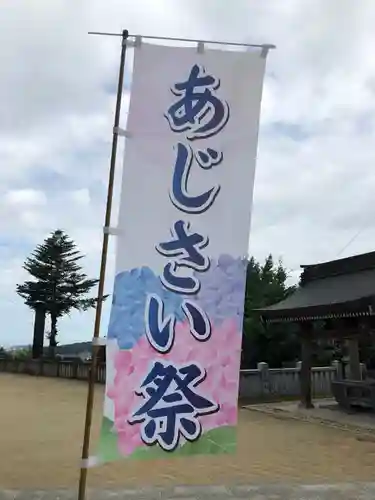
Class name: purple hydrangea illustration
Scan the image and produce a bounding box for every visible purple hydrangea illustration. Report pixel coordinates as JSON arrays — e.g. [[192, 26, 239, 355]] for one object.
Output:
[[193, 254, 248, 330], [107, 266, 185, 349]]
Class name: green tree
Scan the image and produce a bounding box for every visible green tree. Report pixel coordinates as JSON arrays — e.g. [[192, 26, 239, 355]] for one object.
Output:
[[0, 346, 8, 359], [242, 255, 298, 368], [16, 229, 103, 357], [12, 346, 32, 360]]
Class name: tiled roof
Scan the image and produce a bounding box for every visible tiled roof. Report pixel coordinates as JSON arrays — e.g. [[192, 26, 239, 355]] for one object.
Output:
[[256, 252, 375, 322]]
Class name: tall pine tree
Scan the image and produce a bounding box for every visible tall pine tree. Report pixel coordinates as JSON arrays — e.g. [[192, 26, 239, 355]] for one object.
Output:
[[16, 229, 102, 357]]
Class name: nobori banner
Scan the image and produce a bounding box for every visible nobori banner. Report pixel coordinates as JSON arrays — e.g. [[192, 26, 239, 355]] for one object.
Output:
[[96, 42, 267, 463]]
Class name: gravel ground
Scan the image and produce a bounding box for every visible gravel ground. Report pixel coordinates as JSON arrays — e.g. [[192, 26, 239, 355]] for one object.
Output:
[[1, 373, 375, 491]]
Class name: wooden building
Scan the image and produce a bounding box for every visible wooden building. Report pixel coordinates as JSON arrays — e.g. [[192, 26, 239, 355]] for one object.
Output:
[[256, 251, 375, 409]]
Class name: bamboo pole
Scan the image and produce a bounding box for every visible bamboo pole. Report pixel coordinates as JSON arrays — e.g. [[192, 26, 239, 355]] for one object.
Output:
[[77, 28, 129, 500]]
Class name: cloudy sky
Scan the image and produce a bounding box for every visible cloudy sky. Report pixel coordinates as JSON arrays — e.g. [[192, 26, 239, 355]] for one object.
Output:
[[1, 0, 375, 347]]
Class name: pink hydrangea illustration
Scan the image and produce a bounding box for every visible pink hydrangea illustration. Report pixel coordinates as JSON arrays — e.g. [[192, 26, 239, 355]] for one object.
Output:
[[107, 318, 241, 457]]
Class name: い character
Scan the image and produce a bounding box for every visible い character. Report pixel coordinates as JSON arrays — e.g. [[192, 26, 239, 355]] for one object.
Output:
[[145, 294, 211, 353]]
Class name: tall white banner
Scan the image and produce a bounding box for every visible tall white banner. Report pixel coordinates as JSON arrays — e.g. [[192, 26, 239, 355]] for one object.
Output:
[[96, 42, 267, 463]]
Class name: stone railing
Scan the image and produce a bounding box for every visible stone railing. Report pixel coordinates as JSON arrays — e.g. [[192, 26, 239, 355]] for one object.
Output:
[[239, 361, 366, 400], [240, 363, 331, 400], [0, 358, 365, 400], [0, 358, 106, 384]]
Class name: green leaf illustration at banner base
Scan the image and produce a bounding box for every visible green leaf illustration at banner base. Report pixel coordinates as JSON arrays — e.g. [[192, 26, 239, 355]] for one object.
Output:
[[96, 417, 236, 463], [96, 417, 122, 463]]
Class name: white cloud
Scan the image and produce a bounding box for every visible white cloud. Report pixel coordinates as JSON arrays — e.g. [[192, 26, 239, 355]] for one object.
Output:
[[4, 189, 47, 206], [1, 0, 375, 346], [69, 188, 91, 206]]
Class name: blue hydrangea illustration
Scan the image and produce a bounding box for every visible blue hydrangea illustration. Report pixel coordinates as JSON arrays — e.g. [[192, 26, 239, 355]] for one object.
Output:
[[107, 266, 185, 349], [193, 254, 247, 330]]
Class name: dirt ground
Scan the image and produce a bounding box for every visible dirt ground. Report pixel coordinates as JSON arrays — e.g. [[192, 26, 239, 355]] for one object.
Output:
[[1, 373, 375, 490]]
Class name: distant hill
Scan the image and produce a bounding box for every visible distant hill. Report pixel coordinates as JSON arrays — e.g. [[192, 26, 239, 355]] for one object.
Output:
[[8, 341, 94, 356], [56, 342, 92, 355]]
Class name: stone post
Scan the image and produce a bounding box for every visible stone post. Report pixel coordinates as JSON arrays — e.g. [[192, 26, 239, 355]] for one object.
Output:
[[347, 338, 361, 380], [332, 360, 340, 379], [257, 362, 270, 396]]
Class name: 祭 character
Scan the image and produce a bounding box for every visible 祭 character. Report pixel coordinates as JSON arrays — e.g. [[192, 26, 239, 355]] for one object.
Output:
[[129, 360, 219, 451]]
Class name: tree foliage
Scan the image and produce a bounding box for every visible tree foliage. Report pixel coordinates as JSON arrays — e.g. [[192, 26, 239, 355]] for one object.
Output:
[[242, 255, 299, 368], [16, 230, 103, 356], [0, 346, 8, 359]]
